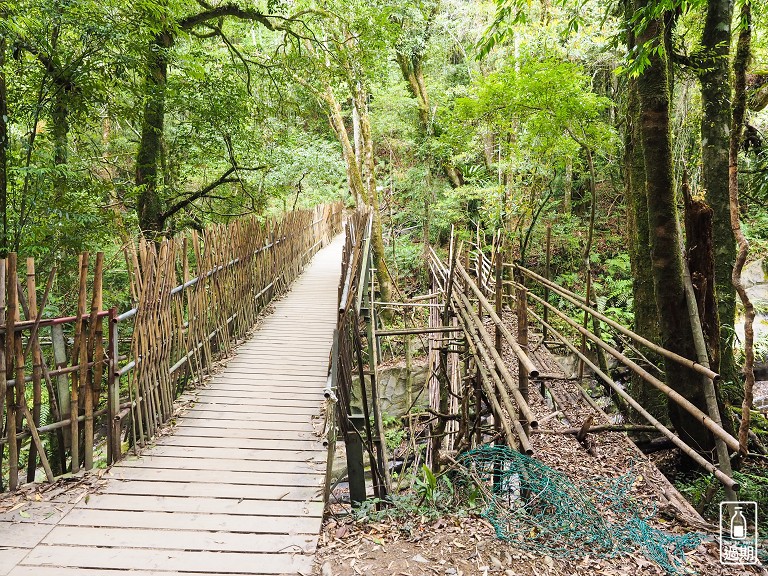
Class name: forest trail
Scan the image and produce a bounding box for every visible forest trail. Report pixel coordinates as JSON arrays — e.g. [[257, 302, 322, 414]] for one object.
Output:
[[0, 234, 344, 576]]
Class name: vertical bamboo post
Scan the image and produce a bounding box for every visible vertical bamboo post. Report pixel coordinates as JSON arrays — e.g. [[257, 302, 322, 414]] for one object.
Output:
[[6, 254, 18, 490], [51, 325, 70, 449], [543, 224, 551, 342], [25, 258, 42, 482], [494, 241, 503, 353], [515, 285, 530, 437], [578, 268, 592, 383], [0, 258, 7, 491], [84, 252, 103, 470], [107, 308, 120, 464], [71, 252, 89, 473]]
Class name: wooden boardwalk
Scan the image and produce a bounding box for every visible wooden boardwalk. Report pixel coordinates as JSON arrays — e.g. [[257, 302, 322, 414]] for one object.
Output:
[[1, 234, 343, 576]]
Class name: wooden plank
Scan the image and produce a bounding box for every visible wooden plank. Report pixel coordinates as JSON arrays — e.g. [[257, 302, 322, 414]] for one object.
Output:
[[42, 525, 317, 553], [213, 374, 325, 383], [81, 494, 324, 517], [9, 568, 299, 576], [60, 509, 320, 534], [186, 402, 320, 415], [20, 546, 314, 574], [172, 418, 318, 431], [162, 428, 326, 452], [171, 426, 319, 440], [120, 456, 323, 475], [182, 410, 316, 423], [0, 549, 29, 575], [190, 394, 324, 405], [102, 480, 322, 501], [0, 522, 54, 548], [148, 444, 325, 460], [107, 467, 325, 487]]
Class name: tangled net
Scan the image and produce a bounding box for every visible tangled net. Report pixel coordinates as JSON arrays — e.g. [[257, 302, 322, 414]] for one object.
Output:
[[458, 446, 702, 575]]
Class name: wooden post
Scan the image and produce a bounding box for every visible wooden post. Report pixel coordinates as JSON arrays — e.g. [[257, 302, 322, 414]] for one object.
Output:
[[543, 224, 551, 342], [107, 308, 121, 464], [51, 325, 70, 449], [516, 286, 530, 437], [6, 254, 18, 490], [25, 259, 42, 482], [577, 268, 592, 383], [71, 252, 89, 473], [494, 241, 503, 353], [0, 258, 7, 492], [84, 253, 103, 470]]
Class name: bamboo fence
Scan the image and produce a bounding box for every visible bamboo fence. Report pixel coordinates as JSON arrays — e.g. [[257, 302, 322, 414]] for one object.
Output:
[[465, 239, 739, 491], [0, 203, 342, 491]]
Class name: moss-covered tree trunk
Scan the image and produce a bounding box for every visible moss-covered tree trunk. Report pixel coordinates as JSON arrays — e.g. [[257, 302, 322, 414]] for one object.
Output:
[[0, 32, 8, 257], [699, 0, 736, 382], [625, 56, 664, 416], [135, 32, 171, 237], [636, 7, 714, 456], [354, 88, 393, 304]]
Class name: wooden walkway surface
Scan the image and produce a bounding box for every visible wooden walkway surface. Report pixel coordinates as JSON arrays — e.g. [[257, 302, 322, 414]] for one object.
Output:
[[0, 234, 344, 576]]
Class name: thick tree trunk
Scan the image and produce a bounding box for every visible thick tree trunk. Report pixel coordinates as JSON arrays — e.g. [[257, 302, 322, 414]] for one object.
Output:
[[624, 33, 664, 417], [636, 8, 714, 456], [0, 33, 8, 257], [354, 88, 392, 304], [136, 32, 172, 236], [699, 0, 736, 381], [324, 88, 366, 207]]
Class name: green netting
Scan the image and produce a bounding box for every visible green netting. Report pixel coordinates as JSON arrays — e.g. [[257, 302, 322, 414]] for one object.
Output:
[[458, 445, 703, 575]]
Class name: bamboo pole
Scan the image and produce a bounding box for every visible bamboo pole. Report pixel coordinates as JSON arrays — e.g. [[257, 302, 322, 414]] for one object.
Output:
[[83, 252, 103, 470], [515, 265, 720, 381], [516, 286, 530, 437], [70, 252, 89, 473], [524, 289, 741, 453], [452, 261, 539, 378], [6, 254, 19, 489], [25, 259, 42, 482], [526, 305, 738, 491]]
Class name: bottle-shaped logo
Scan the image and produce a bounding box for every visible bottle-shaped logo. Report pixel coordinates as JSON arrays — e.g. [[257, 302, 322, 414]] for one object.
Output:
[[730, 506, 747, 540]]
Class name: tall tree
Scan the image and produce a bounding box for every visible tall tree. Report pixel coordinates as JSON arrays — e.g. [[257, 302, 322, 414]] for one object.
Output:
[[697, 0, 736, 381], [634, 2, 714, 454], [134, 3, 278, 236]]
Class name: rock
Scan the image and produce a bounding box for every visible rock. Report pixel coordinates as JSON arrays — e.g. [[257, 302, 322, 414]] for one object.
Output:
[[742, 259, 767, 289], [321, 561, 334, 576], [351, 361, 429, 417], [412, 554, 430, 564]]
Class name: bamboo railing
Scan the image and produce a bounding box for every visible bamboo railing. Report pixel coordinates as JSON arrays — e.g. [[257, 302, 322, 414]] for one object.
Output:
[[467, 239, 739, 491], [0, 203, 343, 491]]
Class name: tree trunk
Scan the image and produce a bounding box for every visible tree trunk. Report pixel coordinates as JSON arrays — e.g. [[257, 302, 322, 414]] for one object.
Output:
[[0, 32, 8, 257], [730, 1, 755, 451], [354, 88, 392, 304], [636, 7, 714, 456], [136, 32, 172, 236], [625, 24, 664, 418], [324, 88, 366, 206], [699, 0, 736, 382], [396, 51, 462, 188]]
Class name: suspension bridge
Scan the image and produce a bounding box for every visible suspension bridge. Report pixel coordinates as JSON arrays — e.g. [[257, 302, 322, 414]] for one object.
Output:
[[0, 204, 750, 574]]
